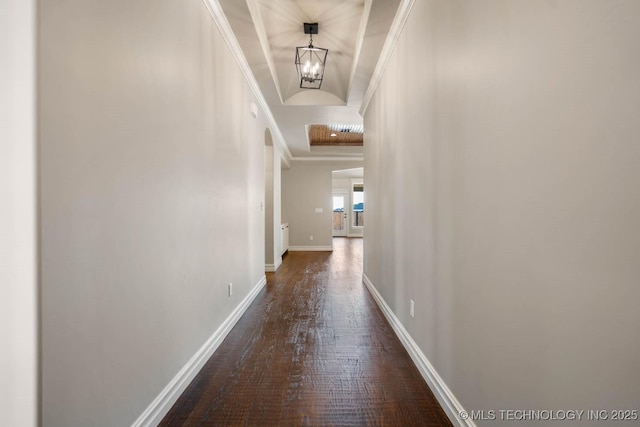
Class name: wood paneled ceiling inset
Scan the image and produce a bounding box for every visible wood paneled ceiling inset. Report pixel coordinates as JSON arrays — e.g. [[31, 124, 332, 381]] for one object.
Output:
[[309, 124, 363, 146]]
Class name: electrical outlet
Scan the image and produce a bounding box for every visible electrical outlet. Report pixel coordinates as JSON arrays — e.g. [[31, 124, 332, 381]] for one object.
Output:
[[410, 300, 415, 318], [310, 235, 314, 241], [228, 283, 233, 297]]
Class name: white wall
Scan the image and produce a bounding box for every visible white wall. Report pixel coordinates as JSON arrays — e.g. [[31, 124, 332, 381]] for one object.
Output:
[[264, 137, 283, 269], [264, 145, 275, 264], [0, 0, 38, 425], [364, 1, 640, 425], [332, 178, 351, 193], [273, 152, 282, 255], [39, 0, 268, 425], [283, 161, 362, 248]]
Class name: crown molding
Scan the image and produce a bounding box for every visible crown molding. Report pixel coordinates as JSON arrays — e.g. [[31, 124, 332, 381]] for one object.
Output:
[[201, 0, 293, 165], [359, 0, 416, 116], [346, 0, 373, 103], [246, 0, 284, 104]]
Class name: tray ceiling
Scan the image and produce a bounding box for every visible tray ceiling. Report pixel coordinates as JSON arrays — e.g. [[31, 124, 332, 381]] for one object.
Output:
[[217, 0, 402, 158], [250, 0, 366, 105]]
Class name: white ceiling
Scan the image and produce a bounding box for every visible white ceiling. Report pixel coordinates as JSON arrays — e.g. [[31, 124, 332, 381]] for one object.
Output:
[[217, 0, 401, 159]]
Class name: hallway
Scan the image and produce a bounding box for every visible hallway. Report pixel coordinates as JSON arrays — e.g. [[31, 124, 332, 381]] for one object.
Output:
[[160, 238, 451, 426]]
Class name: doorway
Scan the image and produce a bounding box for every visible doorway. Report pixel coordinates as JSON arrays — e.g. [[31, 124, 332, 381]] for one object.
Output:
[[332, 193, 348, 237]]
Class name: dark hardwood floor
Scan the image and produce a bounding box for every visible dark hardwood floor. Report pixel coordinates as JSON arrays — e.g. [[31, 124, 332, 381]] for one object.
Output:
[[160, 238, 452, 426]]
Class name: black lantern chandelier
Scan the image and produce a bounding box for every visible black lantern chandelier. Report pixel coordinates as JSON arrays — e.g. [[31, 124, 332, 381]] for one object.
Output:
[[295, 23, 328, 89]]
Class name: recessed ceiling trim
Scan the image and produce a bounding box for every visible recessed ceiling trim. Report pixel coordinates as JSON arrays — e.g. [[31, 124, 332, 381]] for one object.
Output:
[[359, 0, 416, 116], [345, 0, 372, 103], [201, 0, 292, 165], [247, 0, 284, 104]]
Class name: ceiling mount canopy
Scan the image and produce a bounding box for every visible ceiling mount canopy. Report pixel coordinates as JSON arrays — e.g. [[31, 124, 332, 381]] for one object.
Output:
[[295, 23, 328, 90]]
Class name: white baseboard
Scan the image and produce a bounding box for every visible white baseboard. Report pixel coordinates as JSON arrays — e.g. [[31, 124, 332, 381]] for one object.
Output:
[[265, 256, 283, 272], [288, 245, 333, 251], [132, 275, 267, 427], [362, 274, 475, 427]]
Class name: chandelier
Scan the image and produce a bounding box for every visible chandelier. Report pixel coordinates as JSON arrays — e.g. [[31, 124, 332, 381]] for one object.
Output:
[[295, 23, 328, 89]]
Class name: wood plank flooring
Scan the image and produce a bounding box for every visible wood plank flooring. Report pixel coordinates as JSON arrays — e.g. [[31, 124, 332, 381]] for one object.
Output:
[[160, 238, 452, 426]]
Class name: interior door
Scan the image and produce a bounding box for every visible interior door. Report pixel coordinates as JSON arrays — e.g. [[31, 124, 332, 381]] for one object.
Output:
[[332, 194, 347, 237]]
